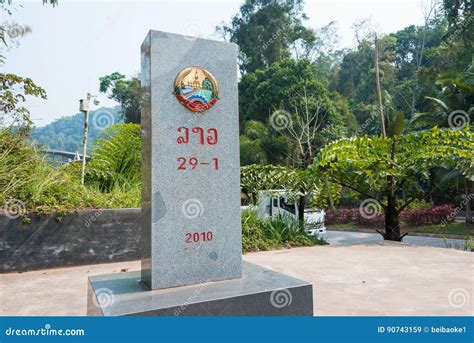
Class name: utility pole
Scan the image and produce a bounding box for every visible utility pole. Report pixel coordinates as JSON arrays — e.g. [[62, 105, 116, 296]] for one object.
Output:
[[374, 34, 386, 138], [79, 93, 99, 185]]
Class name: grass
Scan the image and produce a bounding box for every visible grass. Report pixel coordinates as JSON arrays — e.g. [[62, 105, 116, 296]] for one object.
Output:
[[327, 221, 474, 237], [408, 222, 473, 237], [0, 128, 140, 216]]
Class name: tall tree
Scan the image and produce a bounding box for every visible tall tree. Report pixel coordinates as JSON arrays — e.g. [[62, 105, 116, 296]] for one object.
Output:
[[99, 73, 141, 124], [239, 58, 356, 132], [330, 35, 397, 133], [442, 0, 473, 45], [217, 0, 316, 73]]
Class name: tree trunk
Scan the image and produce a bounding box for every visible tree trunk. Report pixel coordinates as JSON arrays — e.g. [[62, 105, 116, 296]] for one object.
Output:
[[466, 178, 473, 224], [384, 139, 402, 241], [298, 156, 311, 225], [427, 168, 435, 205], [298, 194, 306, 225], [385, 192, 402, 241], [374, 35, 387, 138]]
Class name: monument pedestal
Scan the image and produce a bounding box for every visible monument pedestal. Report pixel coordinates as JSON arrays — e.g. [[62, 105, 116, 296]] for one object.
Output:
[[87, 262, 313, 316]]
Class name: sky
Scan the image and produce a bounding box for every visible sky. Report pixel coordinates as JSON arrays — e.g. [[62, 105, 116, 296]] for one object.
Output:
[[3, 0, 428, 126]]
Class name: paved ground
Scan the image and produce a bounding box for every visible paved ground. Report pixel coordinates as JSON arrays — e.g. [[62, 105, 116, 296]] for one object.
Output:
[[322, 230, 469, 249], [1, 242, 472, 316]]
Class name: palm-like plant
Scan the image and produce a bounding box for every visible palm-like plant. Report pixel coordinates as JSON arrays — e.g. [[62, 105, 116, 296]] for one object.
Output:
[[86, 123, 141, 191], [409, 66, 473, 221], [411, 66, 474, 130]]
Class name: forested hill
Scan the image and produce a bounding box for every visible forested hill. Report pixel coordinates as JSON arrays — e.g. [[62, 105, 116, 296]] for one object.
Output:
[[31, 107, 122, 152]]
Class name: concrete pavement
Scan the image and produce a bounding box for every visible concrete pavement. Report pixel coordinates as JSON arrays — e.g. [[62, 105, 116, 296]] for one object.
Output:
[[322, 230, 470, 249], [1, 242, 472, 316]]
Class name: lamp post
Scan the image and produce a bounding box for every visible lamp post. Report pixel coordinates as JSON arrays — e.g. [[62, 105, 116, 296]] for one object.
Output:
[[79, 93, 99, 185]]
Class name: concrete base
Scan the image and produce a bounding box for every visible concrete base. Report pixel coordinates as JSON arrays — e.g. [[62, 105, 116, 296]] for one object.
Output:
[[87, 262, 313, 316]]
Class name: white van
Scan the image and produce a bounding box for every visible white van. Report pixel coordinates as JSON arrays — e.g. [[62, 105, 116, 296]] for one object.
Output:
[[244, 190, 326, 236]]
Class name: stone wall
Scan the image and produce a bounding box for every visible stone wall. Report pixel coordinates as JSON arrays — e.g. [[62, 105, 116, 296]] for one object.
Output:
[[0, 209, 141, 273]]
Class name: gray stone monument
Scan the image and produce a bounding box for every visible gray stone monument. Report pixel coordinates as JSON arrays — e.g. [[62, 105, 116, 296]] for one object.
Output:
[[87, 30, 313, 316]]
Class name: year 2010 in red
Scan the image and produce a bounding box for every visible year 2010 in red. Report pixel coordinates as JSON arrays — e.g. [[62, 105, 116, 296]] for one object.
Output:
[[185, 231, 214, 244]]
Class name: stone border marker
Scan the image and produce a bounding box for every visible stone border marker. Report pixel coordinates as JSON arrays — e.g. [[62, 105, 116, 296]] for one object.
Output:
[[88, 30, 313, 316], [140, 31, 242, 290]]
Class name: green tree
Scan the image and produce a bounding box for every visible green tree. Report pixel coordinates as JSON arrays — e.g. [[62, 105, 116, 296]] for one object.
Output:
[[0, 0, 57, 131], [239, 58, 356, 133], [31, 107, 122, 152], [442, 0, 473, 46], [330, 36, 397, 132], [328, 11, 470, 134], [99, 72, 141, 124], [389, 2, 442, 117], [240, 120, 290, 165], [309, 21, 345, 84], [0, 74, 46, 130], [310, 126, 473, 241], [217, 0, 316, 73]]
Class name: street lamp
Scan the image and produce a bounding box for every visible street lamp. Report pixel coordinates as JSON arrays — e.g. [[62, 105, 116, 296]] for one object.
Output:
[[78, 93, 99, 185]]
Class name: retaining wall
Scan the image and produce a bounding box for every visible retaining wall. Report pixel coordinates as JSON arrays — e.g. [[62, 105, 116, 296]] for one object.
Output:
[[0, 208, 142, 273]]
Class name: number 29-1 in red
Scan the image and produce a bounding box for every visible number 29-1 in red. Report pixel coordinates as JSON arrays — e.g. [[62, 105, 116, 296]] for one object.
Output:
[[177, 157, 219, 170], [185, 231, 213, 244]]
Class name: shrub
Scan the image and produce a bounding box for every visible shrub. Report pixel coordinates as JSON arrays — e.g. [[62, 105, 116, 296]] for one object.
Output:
[[241, 209, 326, 252], [325, 208, 358, 224], [400, 205, 455, 226], [326, 205, 456, 228]]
